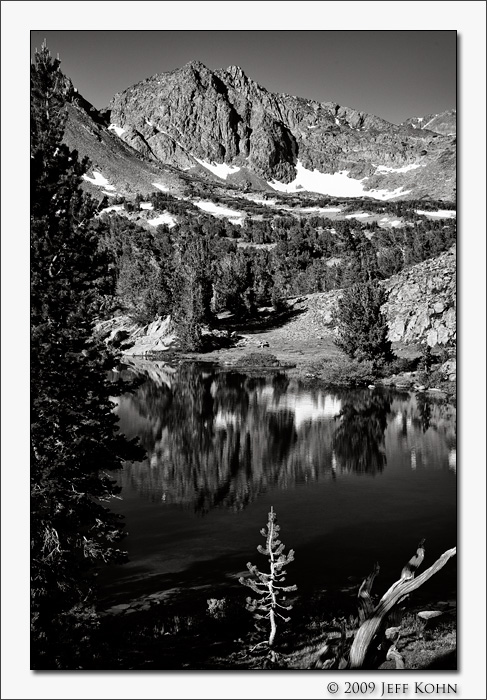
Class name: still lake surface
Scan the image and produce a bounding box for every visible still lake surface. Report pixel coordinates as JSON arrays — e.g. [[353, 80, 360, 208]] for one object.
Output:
[[101, 360, 456, 607]]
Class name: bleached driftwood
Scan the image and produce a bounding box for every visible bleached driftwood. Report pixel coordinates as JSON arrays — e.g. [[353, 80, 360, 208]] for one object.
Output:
[[349, 544, 456, 669]]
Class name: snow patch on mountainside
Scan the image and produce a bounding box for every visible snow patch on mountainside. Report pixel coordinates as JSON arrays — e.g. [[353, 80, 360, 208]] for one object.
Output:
[[415, 209, 456, 219], [193, 158, 241, 179], [243, 194, 279, 206], [194, 200, 246, 225], [268, 161, 410, 200], [140, 202, 154, 210], [108, 124, 126, 137], [99, 205, 123, 215], [152, 183, 170, 192], [82, 171, 116, 190], [242, 194, 342, 214], [147, 212, 177, 228], [375, 163, 423, 174], [298, 206, 342, 214], [345, 212, 370, 219]]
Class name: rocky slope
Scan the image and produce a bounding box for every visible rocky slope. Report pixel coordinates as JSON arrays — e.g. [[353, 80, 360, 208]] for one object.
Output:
[[401, 110, 456, 136], [54, 69, 223, 198], [383, 247, 456, 347], [63, 101, 192, 198], [107, 61, 456, 200]]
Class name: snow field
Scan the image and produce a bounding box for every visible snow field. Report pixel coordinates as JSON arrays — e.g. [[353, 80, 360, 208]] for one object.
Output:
[[108, 124, 126, 137], [193, 158, 241, 180], [268, 161, 410, 200], [415, 210, 456, 219], [82, 171, 115, 191], [147, 212, 177, 229], [98, 205, 123, 215], [375, 163, 423, 174], [193, 200, 246, 226]]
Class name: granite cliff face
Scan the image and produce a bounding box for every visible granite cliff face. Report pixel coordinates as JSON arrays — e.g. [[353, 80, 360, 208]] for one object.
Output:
[[280, 247, 456, 349], [383, 247, 456, 347], [108, 61, 456, 200]]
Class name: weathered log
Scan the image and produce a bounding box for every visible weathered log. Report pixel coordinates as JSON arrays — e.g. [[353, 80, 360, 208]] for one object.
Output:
[[349, 546, 456, 669], [358, 562, 380, 623]]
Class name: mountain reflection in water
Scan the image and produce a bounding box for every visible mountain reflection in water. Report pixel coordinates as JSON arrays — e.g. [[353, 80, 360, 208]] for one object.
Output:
[[112, 361, 456, 514]]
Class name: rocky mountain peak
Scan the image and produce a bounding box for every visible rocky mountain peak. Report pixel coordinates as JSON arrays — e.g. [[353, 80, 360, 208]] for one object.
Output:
[[226, 64, 246, 76], [61, 58, 457, 201], [182, 59, 210, 73]]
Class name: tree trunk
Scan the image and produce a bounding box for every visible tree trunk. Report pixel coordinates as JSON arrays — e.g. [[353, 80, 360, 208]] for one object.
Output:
[[269, 608, 277, 647]]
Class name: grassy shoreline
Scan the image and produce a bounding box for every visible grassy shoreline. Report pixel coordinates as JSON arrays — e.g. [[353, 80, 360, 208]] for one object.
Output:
[[91, 580, 456, 670], [161, 335, 456, 399]]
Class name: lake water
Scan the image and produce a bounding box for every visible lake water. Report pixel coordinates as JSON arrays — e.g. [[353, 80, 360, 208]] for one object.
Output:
[[101, 360, 456, 608]]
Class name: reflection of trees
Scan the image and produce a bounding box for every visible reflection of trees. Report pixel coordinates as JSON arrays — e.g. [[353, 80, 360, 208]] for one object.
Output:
[[271, 372, 290, 404], [117, 370, 455, 511], [333, 391, 391, 475], [389, 395, 456, 455], [415, 393, 432, 433], [119, 366, 340, 513]]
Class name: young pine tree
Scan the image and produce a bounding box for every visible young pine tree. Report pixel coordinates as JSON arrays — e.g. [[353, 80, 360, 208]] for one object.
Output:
[[334, 279, 393, 365], [240, 507, 297, 647], [31, 43, 143, 668], [173, 230, 213, 350]]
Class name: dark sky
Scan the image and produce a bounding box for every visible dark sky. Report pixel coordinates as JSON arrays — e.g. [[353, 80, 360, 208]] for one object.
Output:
[[30, 30, 456, 124]]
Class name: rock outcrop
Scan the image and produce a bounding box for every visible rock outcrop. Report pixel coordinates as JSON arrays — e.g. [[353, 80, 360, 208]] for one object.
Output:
[[383, 247, 456, 347], [96, 314, 235, 356], [280, 248, 456, 349], [97, 315, 178, 355]]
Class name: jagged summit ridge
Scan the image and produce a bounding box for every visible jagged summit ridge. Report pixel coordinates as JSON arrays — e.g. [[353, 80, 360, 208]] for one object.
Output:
[[106, 60, 455, 200]]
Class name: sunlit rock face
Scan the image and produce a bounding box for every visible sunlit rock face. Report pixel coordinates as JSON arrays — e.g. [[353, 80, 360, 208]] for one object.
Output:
[[383, 247, 456, 347], [108, 61, 455, 200]]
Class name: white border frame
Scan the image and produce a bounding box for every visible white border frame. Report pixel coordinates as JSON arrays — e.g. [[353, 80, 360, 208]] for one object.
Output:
[[2, 2, 485, 698]]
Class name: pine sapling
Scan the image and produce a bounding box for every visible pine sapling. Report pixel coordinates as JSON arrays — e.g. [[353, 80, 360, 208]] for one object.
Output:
[[239, 507, 297, 647]]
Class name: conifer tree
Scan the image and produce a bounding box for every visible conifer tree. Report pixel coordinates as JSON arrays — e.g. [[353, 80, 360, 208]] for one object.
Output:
[[172, 229, 213, 350], [334, 279, 393, 364], [240, 507, 297, 647], [30, 43, 143, 668]]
